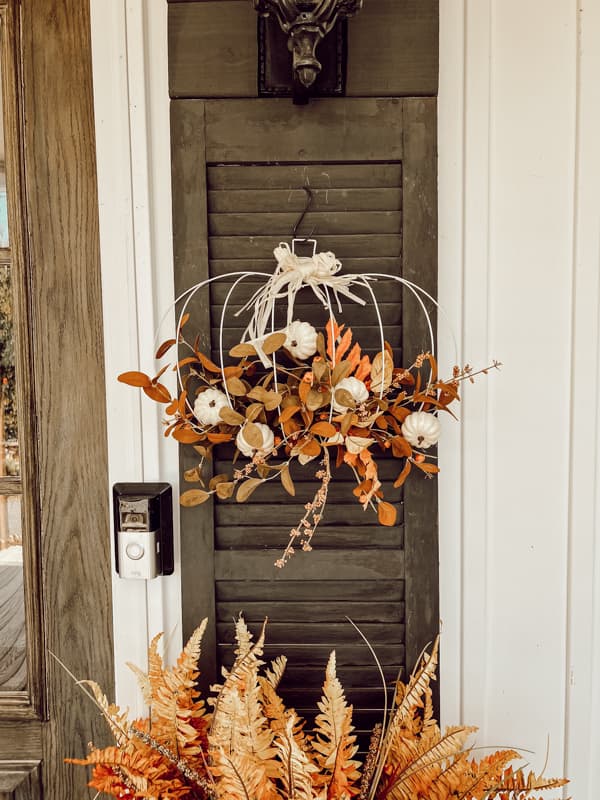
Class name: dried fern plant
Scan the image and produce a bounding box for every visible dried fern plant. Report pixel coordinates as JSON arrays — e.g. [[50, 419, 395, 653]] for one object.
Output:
[[68, 618, 569, 800]]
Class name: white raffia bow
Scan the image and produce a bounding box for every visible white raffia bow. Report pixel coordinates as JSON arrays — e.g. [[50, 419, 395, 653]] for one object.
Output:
[[236, 242, 366, 366]]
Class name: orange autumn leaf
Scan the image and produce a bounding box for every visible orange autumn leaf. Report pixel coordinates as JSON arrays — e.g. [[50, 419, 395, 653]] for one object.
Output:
[[347, 342, 362, 373], [152, 363, 170, 383], [352, 479, 372, 497], [278, 405, 301, 424], [326, 318, 341, 360], [177, 390, 188, 416], [283, 417, 302, 437], [393, 460, 412, 488], [310, 421, 337, 437], [143, 383, 171, 404], [172, 426, 205, 444], [298, 379, 311, 405], [378, 501, 397, 527], [300, 438, 321, 457], [415, 460, 440, 475], [391, 436, 412, 458], [223, 365, 243, 379], [389, 405, 411, 422], [177, 312, 190, 332], [155, 338, 176, 359], [177, 356, 200, 369], [335, 328, 353, 364], [118, 370, 151, 388], [355, 355, 372, 382], [197, 352, 222, 374], [206, 432, 233, 444]]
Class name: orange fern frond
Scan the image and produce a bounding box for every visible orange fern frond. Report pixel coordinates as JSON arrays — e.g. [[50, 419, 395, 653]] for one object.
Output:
[[275, 714, 318, 800], [312, 651, 361, 799], [493, 765, 569, 793]]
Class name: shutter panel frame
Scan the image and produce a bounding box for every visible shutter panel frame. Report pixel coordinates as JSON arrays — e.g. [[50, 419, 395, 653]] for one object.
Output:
[[170, 97, 438, 725]]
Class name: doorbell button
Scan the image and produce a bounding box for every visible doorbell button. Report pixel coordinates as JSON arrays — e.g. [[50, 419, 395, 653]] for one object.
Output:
[[126, 541, 145, 561]]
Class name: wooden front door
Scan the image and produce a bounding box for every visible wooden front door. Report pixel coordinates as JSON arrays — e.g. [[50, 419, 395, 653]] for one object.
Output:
[[169, 0, 438, 741], [0, 1, 113, 796]]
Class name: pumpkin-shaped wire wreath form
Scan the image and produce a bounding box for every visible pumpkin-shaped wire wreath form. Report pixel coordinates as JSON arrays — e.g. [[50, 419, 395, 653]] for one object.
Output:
[[119, 237, 499, 566]]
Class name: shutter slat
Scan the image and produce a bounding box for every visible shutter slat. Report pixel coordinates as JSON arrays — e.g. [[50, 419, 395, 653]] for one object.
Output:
[[219, 644, 405, 667], [214, 503, 403, 528], [217, 622, 405, 645], [216, 600, 405, 623], [209, 188, 402, 213], [207, 163, 402, 190], [209, 211, 402, 237], [215, 527, 404, 549], [215, 580, 404, 603], [215, 550, 404, 580], [210, 234, 402, 260]]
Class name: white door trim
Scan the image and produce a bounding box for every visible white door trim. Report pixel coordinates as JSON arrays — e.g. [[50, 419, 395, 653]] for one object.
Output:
[[90, 0, 182, 712]]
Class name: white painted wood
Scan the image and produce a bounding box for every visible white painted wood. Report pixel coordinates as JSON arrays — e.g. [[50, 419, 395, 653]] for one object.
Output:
[[437, 0, 465, 729], [439, 0, 600, 793], [564, 3, 600, 797], [90, 0, 182, 712], [484, 0, 574, 775]]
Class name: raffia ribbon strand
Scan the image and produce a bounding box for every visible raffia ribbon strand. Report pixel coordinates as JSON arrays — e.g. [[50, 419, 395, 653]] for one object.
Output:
[[236, 243, 366, 366]]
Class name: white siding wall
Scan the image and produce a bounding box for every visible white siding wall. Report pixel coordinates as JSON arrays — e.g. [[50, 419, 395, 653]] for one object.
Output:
[[91, 1, 600, 794], [439, 2, 600, 796]]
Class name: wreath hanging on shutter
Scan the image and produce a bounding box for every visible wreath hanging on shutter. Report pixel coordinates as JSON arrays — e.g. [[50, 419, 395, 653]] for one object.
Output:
[[119, 237, 498, 567]]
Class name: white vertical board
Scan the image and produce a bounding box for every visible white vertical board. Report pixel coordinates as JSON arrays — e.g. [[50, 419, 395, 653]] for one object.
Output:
[[90, 0, 182, 713], [439, 0, 600, 794], [564, 2, 600, 796]]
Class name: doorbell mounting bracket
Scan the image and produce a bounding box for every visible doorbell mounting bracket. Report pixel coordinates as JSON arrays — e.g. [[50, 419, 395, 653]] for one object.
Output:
[[113, 483, 174, 579]]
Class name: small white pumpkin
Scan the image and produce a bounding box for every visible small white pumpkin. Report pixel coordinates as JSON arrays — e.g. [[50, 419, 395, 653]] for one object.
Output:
[[284, 320, 318, 360], [333, 376, 369, 413], [401, 411, 441, 449], [236, 422, 275, 458], [193, 388, 229, 427]]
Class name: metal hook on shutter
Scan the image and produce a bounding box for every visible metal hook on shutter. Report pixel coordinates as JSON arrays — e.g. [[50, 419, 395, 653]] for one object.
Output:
[[291, 186, 317, 256]]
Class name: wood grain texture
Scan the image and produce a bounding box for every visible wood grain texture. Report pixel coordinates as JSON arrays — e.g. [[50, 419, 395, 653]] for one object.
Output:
[[171, 100, 218, 694], [347, 0, 439, 97], [401, 98, 439, 676], [204, 98, 404, 162], [0, 722, 41, 759], [168, 0, 438, 99], [216, 600, 405, 622], [215, 549, 405, 580], [207, 164, 403, 190], [18, 0, 113, 792], [169, 1, 257, 98], [0, 1, 44, 722], [0, 761, 41, 800], [215, 579, 404, 602], [0, 566, 26, 692]]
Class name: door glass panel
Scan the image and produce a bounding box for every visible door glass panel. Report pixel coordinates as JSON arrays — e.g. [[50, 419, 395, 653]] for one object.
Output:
[[0, 42, 7, 248], [0, 38, 26, 695], [0, 494, 26, 691], [1, 264, 18, 476]]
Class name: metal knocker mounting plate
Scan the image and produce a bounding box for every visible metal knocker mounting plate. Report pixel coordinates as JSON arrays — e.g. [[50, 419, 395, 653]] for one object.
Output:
[[254, 0, 364, 103]]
